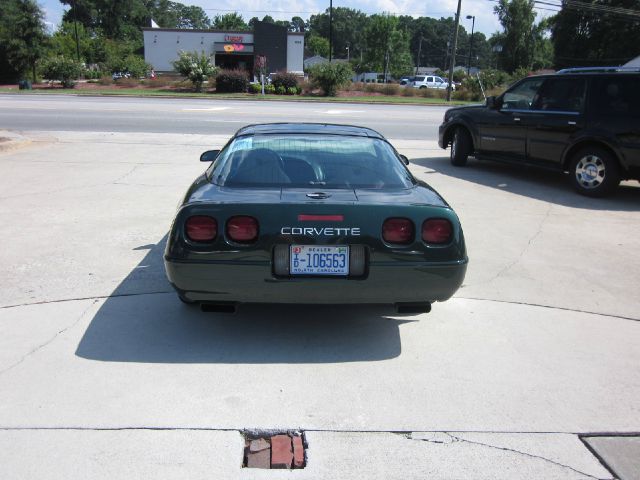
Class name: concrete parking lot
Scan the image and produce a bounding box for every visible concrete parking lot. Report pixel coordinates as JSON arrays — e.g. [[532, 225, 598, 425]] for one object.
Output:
[[0, 96, 639, 479]]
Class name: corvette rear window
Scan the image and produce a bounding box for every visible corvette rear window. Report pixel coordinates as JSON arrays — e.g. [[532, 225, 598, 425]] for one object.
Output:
[[207, 134, 415, 189]]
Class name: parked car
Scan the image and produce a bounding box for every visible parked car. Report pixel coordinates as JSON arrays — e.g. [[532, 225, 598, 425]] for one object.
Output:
[[165, 123, 468, 312], [111, 71, 131, 80], [400, 76, 415, 86], [412, 75, 454, 90], [438, 67, 640, 197]]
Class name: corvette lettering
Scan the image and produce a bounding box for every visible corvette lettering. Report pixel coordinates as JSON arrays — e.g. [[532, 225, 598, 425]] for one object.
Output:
[[281, 227, 361, 236]]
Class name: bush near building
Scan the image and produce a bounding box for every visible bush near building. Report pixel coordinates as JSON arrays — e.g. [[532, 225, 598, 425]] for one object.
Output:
[[172, 50, 216, 92], [271, 72, 298, 90], [40, 56, 82, 88], [215, 69, 249, 93]]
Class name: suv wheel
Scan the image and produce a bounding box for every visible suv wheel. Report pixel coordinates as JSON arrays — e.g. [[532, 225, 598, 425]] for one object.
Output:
[[569, 147, 620, 197], [450, 127, 471, 166]]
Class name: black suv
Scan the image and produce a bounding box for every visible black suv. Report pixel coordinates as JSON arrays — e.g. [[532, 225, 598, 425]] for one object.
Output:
[[438, 68, 640, 196]]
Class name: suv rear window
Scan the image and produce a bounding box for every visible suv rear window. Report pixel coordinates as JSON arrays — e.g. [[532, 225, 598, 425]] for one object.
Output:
[[531, 78, 586, 113], [592, 77, 640, 117]]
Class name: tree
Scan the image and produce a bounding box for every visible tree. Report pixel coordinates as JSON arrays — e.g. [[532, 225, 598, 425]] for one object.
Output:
[[40, 56, 83, 88], [550, 1, 640, 68], [306, 35, 330, 58], [493, 0, 537, 73], [308, 7, 368, 61], [172, 50, 217, 92], [213, 12, 249, 30], [290, 16, 307, 33], [308, 61, 353, 96], [362, 14, 413, 78], [0, 0, 47, 82]]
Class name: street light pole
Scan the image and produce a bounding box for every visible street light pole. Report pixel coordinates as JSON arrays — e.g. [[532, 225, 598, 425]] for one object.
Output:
[[447, 0, 462, 102], [466, 15, 475, 76]]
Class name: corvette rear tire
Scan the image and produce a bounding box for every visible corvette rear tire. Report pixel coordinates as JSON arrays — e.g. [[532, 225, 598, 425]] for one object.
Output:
[[569, 147, 620, 197], [450, 127, 471, 166]]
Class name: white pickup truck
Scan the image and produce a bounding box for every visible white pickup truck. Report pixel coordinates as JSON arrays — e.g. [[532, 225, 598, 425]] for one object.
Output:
[[412, 75, 455, 90]]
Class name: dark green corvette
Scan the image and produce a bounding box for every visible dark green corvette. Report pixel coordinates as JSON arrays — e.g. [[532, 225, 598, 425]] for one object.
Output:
[[164, 123, 468, 312]]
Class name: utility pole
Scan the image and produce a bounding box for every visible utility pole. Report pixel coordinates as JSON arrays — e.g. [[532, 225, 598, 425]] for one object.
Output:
[[447, 0, 462, 102], [466, 15, 475, 76], [328, 0, 333, 62], [415, 36, 423, 75], [72, 0, 81, 62]]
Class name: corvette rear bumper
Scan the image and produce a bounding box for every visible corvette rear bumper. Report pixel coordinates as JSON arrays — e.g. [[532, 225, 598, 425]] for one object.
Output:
[[165, 258, 468, 305]]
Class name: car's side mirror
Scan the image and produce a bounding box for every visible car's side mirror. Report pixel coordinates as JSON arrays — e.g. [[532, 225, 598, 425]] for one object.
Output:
[[486, 96, 501, 109], [200, 150, 220, 162], [400, 154, 409, 165]]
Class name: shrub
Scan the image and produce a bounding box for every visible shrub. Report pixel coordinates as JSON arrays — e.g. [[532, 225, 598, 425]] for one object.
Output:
[[40, 56, 82, 88], [286, 87, 298, 95], [264, 84, 275, 94], [215, 69, 249, 93], [271, 71, 298, 90], [401, 87, 415, 97], [98, 75, 113, 85], [275, 85, 286, 95], [307, 62, 353, 96], [249, 83, 261, 94], [381, 83, 399, 96], [115, 77, 139, 88], [364, 83, 379, 93], [172, 51, 217, 92], [108, 54, 150, 80]]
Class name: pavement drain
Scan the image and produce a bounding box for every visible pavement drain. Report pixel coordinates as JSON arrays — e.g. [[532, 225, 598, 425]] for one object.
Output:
[[243, 432, 306, 469]]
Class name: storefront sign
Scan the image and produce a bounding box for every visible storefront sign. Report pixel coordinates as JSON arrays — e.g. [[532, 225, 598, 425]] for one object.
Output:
[[224, 35, 244, 42], [215, 42, 254, 54]]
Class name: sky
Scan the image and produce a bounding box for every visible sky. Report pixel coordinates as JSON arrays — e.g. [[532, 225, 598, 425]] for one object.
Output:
[[39, 0, 552, 37]]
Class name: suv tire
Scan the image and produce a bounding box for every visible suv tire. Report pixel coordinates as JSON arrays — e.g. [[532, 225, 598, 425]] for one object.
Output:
[[450, 127, 472, 166], [569, 147, 620, 197]]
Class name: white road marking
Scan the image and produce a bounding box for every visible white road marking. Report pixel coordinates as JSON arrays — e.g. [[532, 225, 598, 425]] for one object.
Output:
[[317, 109, 366, 115], [181, 107, 231, 112]]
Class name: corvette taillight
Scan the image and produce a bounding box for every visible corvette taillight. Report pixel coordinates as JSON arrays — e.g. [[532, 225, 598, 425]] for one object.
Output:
[[185, 215, 217, 242], [226, 216, 259, 243], [382, 218, 414, 244], [422, 219, 453, 244]]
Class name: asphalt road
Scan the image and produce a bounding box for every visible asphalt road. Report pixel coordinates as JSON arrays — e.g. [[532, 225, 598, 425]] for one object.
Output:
[[0, 94, 447, 139], [0, 96, 639, 479]]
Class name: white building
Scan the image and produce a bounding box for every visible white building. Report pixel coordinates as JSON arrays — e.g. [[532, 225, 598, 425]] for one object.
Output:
[[143, 21, 304, 75]]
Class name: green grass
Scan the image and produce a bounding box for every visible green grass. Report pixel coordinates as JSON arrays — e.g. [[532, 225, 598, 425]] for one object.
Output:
[[0, 87, 472, 105]]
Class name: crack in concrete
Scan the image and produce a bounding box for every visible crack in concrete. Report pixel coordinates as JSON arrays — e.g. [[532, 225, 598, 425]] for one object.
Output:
[[457, 296, 640, 322], [0, 164, 146, 201], [112, 164, 142, 184], [0, 290, 173, 310], [487, 203, 553, 285], [0, 300, 98, 377], [446, 433, 603, 479]]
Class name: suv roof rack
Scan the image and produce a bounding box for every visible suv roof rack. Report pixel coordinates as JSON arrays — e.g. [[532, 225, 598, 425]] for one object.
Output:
[[557, 66, 640, 74]]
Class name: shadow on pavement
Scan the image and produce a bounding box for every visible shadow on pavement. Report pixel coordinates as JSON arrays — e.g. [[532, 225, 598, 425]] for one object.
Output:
[[76, 237, 408, 364], [413, 156, 640, 211]]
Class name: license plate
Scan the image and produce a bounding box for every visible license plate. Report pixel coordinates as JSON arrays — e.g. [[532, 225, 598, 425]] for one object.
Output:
[[290, 245, 349, 276]]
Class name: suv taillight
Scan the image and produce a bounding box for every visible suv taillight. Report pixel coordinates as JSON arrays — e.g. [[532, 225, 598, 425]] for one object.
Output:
[[226, 216, 259, 243], [382, 218, 414, 244], [422, 219, 452, 244], [185, 215, 217, 242]]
